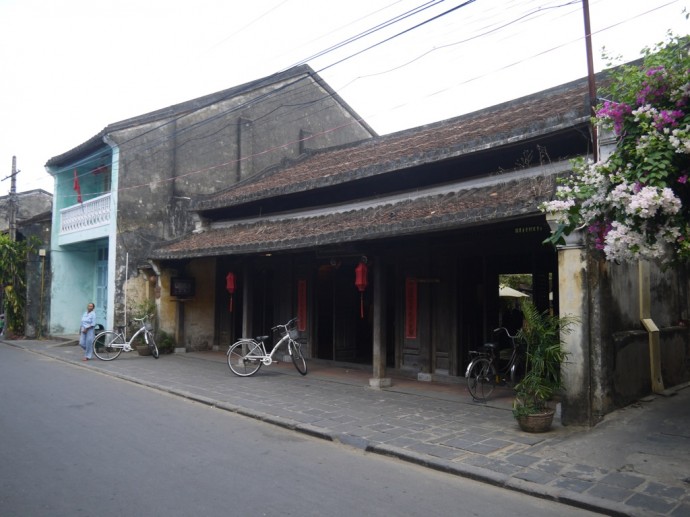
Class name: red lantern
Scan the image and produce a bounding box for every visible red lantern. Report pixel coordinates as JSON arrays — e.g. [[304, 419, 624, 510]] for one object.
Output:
[[355, 262, 368, 318], [226, 272, 236, 312]]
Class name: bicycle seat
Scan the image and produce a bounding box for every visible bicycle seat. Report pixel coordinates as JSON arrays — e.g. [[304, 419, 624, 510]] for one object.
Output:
[[482, 342, 499, 352], [255, 335, 269, 342]]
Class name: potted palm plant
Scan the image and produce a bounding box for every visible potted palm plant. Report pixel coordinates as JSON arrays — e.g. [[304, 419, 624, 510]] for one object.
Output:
[[512, 299, 577, 432]]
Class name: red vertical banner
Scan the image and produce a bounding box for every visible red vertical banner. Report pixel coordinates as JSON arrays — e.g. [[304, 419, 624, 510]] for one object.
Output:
[[297, 279, 307, 331], [73, 169, 82, 203], [405, 277, 418, 339]]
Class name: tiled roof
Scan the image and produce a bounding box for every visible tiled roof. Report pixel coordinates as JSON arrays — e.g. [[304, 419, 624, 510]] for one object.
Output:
[[152, 172, 557, 259], [195, 77, 589, 212]]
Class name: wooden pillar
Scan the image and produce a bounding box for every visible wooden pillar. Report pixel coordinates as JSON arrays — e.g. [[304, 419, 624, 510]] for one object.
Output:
[[370, 258, 391, 388], [176, 301, 186, 351], [241, 262, 253, 339]]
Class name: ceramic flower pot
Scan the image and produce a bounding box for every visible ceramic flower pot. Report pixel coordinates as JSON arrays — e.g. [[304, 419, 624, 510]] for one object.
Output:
[[516, 408, 555, 433]]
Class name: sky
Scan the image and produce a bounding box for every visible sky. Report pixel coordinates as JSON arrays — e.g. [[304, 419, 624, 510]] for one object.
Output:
[[1, 0, 688, 195]]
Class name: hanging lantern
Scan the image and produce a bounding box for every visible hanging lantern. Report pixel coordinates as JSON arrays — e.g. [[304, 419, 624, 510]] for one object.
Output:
[[226, 272, 236, 312], [354, 262, 368, 318]]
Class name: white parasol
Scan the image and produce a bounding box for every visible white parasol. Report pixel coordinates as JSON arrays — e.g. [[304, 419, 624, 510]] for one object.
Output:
[[499, 285, 529, 298]]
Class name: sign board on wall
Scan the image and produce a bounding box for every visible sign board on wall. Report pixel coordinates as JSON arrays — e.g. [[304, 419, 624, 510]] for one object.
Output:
[[171, 277, 195, 299]]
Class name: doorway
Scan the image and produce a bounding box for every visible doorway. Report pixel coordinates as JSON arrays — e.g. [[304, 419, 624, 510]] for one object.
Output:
[[315, 262, 372, 364]]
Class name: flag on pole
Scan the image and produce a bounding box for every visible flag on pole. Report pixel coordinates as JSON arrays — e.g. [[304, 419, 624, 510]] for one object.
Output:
[[73, 169, 82, 203]]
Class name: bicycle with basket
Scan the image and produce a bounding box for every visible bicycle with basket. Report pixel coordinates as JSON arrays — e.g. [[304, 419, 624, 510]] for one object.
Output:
[[93, 315, 159, 361], [227, 317, 307, 377], [465, 327, 524, 401]]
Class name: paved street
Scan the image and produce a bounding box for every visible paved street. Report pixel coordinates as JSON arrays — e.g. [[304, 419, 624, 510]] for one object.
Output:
[[4, 339, 689, 517]]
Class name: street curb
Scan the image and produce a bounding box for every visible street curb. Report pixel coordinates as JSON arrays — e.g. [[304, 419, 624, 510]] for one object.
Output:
[[11, 342, 644, 516]]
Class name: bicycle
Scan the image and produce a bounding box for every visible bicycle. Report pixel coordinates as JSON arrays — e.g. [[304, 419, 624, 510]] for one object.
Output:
[[93, 316, 159, 361], [465, 327, 524, 401], [227, 317, 307, 377]]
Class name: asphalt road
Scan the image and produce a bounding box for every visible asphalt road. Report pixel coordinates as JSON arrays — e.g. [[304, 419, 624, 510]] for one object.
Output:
[[0, 344, 602, 516]]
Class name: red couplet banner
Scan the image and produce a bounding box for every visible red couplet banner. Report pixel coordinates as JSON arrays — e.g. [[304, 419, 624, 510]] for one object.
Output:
[[405, 277, 417, 339], [297, 279, 307, 332]]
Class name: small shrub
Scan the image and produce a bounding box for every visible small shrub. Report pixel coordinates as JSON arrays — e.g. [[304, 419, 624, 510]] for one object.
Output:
[[157, 330, 176, 354]]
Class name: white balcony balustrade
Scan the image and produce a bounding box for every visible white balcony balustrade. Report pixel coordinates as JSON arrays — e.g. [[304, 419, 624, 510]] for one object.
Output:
[[60, 193, 112, 235]]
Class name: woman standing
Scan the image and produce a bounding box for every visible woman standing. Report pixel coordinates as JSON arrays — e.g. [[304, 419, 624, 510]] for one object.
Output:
[[79, 303, 96, 361]]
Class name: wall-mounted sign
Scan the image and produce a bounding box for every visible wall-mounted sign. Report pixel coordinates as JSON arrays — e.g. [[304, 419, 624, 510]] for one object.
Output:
[[171, 277, 195, 298]]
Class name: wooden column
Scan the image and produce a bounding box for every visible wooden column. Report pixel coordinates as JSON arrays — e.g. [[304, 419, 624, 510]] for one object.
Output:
[[370, 258, 391, 388], [241, 262, 253, 339]]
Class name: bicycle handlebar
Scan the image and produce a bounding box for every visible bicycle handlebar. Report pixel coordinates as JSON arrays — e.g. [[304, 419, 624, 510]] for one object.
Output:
[[493, 326, 518, 339], [272, 317, 298, 333]]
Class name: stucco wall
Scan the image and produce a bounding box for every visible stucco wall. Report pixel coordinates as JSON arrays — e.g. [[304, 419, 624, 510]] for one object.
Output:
[[21, 216, 52, 338], [0, 190, 52, 232], [601, 260, 690, 408], [612, 327, 689, 405], [157, 258, 216, 351]]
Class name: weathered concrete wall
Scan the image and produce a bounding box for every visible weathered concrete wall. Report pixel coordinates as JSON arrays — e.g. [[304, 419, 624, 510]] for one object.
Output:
[[20, 214, 52, 338], [156, 258, 216, 351], [107, 73, 373, 328], [612, 327, 689, 406], [0, 190, 52, 232], [171, 77, 373, 197], [180, 258, 216, 351], [560, 243, 592, 425], [559, 237, 690, 426], [597, 260, 690, 411]]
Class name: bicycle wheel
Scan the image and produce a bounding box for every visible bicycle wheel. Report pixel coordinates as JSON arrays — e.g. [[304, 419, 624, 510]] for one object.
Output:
[[93, 331, 124, 361], [289, 340, 307, 376], [466, 357, 496, 401], [147, 331, 159, 359], [509, 352, 525, 385], [227, 340, 262, 376]]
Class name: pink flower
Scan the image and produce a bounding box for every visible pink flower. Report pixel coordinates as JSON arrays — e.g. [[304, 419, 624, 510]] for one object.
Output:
[[588, 221, 611, 250], [596, 101, 632, 135], [678, 175, 688, 184], [653, 109, 684, 130]]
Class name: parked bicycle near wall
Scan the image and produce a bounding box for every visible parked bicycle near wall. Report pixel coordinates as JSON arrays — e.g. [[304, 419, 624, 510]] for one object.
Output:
[[93, 316, 159, 361], [227, 318, 307, 377], [465, 327, 524, 401]]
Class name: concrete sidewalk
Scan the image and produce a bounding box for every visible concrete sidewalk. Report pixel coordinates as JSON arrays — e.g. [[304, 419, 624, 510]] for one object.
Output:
[[5, 338, 689, 516]]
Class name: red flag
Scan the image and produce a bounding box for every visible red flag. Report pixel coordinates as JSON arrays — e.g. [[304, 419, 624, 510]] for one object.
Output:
[[73, 169, 82, 203]]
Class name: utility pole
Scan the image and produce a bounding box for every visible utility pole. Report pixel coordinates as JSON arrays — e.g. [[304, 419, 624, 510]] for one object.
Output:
[[9, 156, 18, 241], [582, 0, 598, 162], [2, 156, 19, 241]]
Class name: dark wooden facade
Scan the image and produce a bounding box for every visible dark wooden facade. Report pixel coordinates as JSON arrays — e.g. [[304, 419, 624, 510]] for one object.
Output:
[[153, 75, 591, 379], [209, 215, 557, 379]]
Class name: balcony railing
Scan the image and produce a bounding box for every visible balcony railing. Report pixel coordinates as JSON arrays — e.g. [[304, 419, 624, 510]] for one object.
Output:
[[60, 193, 111, 235]]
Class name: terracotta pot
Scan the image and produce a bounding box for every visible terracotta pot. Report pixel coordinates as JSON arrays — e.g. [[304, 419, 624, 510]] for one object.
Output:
[[516, 408, 555, 433]]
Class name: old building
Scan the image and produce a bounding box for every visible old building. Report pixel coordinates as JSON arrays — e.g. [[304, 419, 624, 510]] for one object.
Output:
[[0, 189, 52, 337], [0, 189, 52, 235], [42, 60, 689, 426], [44, 65, 376, 337], [151, 74, 690, 426]]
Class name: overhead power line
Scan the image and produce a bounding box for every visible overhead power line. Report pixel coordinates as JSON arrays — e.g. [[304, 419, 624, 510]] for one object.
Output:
[[49, 0, 681, 202]]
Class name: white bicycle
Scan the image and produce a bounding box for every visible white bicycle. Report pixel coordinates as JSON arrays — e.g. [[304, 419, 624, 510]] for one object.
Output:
[[93, 316, 159, 361], [227, 318, 307, 376]]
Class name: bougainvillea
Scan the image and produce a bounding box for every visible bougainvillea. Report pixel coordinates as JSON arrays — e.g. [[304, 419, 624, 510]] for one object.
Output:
[[541, 34, 690, 265]]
